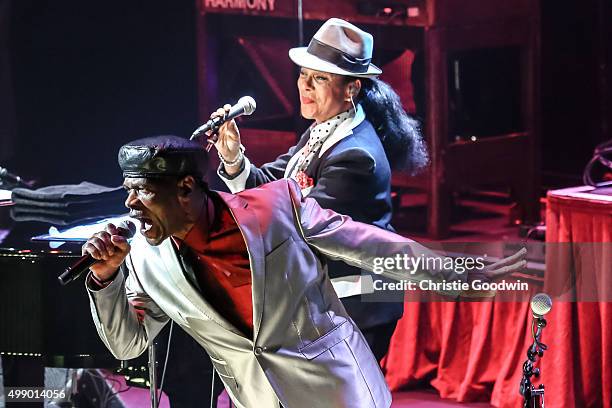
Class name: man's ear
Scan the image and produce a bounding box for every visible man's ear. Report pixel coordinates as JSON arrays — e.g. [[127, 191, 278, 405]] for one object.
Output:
[[177, 175, 196, 197]]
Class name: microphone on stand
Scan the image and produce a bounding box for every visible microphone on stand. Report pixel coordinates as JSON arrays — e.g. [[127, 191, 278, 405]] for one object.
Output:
[[190, 96, 256, 152], [531, 292, 553, 319], [0, 166, 35, 188], [58, 220, 136, 286], [520, 293, 552, 408]]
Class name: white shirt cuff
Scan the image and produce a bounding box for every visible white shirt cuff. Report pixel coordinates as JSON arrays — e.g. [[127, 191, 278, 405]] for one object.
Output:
[[331, 275, 374, 298], [217, 156, 251, 193]]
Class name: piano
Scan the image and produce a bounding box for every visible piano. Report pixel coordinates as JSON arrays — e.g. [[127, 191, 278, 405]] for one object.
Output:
[[0, 202, 118, 388]]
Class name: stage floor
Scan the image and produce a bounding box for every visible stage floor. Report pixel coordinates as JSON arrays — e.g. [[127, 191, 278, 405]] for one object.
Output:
[[102, 370, 494, 407], [118, 388, 494, 407], [391, 390, 492, 407]]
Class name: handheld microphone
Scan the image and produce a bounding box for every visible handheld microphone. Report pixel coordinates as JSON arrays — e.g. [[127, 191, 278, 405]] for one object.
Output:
[[190, 96, 256, 143], [58, 220, 136, 286]]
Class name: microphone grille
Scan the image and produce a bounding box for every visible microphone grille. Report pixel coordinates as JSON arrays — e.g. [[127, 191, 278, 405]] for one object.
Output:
[[238, 96, 256, 115], [530, 293, 552, 317], [117, 220, 137, 238]]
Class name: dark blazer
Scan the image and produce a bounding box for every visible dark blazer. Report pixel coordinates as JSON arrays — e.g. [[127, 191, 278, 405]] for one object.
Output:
[[241, 119, 403, 328]]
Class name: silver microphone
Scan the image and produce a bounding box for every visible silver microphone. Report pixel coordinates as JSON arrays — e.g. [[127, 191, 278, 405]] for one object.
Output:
[[190, 96, 256, 141], [530, 293, 552, 319]]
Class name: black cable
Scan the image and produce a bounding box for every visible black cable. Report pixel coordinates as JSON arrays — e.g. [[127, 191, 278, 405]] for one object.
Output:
[[86, 369, 131, 406], [583, 139, 612, 186], [88, 369, 105, 407]]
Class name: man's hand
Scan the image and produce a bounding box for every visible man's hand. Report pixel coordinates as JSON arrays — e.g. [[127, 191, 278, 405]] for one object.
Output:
[[477, 247, 528, 282], [82, 223, 131, 282], [462, 247, 527, 298]]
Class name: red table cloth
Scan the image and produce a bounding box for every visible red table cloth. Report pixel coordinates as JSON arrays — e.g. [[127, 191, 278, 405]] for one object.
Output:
[[382, 186, 612, 407]]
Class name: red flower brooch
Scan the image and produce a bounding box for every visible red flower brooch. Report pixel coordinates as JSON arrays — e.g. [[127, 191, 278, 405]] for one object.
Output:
[[295, 171, 314, 190]]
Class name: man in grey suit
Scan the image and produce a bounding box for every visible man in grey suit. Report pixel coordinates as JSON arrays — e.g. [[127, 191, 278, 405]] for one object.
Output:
[[83, 135, 526, 408]]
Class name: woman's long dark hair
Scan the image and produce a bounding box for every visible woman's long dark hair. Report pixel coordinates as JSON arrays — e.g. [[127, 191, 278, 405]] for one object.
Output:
[[356, 78, 428, 174]]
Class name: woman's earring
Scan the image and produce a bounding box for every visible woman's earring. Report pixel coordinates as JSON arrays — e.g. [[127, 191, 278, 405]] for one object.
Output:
[[350, 95, 357, 114]]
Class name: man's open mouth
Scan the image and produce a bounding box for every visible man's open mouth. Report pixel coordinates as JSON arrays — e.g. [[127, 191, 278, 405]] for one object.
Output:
[[130, 213, 155, 236], [140, 219, 154, 235]]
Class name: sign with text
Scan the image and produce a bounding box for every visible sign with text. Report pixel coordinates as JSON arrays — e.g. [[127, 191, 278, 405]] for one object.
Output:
[[199, 0, 295, 17]]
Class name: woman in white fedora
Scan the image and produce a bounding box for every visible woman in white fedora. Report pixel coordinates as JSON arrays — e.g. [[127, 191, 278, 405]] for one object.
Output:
[[213, 17, 428, 362]]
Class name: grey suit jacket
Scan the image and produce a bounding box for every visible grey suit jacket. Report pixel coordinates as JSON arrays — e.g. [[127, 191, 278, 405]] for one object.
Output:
[[87, 179, 464, 408], [220, 116, 402, 328]]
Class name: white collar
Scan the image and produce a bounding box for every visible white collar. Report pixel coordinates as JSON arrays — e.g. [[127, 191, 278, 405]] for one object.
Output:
[[309, 110, 352, 144], [318, 103, 365, 158], [283, 104, 366, 180]]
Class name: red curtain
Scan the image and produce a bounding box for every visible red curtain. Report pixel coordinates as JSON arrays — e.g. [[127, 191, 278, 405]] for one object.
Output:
[[382, 190, 612, 408]]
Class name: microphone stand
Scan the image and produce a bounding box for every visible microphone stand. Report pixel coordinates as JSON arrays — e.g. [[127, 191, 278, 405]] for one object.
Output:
[[148, 343, 158, 408], [519, 315, 547, 408]]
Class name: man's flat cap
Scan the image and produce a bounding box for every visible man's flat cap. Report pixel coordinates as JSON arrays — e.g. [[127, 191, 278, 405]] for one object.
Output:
[[118, 135, 208, 179]]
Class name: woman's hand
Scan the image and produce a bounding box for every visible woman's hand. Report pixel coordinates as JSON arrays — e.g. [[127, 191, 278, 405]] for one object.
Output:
[[209, 104, 243, 176]]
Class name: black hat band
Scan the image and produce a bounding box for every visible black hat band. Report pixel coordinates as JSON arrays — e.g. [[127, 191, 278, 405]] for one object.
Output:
[[306, 38, 371, 74]]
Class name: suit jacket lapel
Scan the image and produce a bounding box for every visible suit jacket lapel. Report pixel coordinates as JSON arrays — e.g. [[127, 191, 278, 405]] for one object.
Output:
[[284, 128, 311, 178], [218, 192, 266, 343], [156, 238, 245, 337]]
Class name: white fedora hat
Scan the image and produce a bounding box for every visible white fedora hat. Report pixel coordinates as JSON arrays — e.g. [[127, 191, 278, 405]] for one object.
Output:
[[289, 18, 382, 78]]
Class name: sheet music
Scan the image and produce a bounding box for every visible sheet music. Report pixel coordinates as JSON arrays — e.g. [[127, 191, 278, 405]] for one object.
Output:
[[0, 189, 11, 202], [32, 214, 133, 243]]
